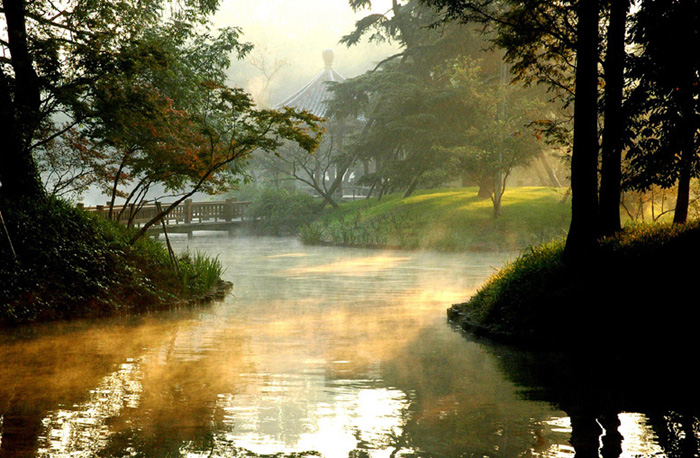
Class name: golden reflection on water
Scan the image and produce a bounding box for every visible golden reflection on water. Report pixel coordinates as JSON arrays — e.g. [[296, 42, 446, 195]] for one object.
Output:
[[284, 255, 411, 276], [0, 236, 667, 457]]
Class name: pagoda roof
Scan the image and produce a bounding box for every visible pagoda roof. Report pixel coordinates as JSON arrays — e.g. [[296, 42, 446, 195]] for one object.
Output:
[[275, 49, 345, 119]]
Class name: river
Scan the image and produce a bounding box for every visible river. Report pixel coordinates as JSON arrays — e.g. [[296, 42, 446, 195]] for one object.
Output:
[[0, 234, 694, 457]]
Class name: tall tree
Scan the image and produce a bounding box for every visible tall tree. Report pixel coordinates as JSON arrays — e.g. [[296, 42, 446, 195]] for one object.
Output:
[[423, 0, 607, 253], [438, 57, 546, 217], [598, 0, 630, 236], [60, 22, 322, 239], [564, 0, 601, 255], [0, 0, 220, 202], [624, 0, 700, 225], [335, 0, 505, 198]]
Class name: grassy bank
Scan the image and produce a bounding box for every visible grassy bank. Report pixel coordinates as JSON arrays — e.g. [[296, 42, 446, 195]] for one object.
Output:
[[298, 186, 699, 347], [0, 197, 228, 327], [447, 221, 700, 346], [301, 187, 571, 251]]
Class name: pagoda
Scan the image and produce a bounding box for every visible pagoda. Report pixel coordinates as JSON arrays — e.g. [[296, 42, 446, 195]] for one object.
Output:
[[276, 49, 345, 118], [272, 50, 368, 201]]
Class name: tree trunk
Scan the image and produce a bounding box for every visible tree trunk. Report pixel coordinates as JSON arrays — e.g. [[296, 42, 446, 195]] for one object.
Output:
[[537, 151, 562, 188], [0, 0, 45, 202], [673, 145, 693, 225], [672, 40, 698, 225], [565, 0, 601, 258], [402, 175, 421, 198], [477, 185, 491, 198], [0, 130, 44, 201], [599, 0, 628, 237]]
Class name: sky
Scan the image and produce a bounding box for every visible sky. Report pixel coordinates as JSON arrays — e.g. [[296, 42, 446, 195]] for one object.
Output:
[[211, 0, 400, 106]]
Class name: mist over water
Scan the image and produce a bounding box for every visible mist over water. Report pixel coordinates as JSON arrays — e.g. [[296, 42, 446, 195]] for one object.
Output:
[[0, 235, 675, 457]]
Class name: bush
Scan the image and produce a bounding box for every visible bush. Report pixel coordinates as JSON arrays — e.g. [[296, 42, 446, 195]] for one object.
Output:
[[451, 221, 700, 345], [299, 222, 325, 244], [244, 187, 322, 235], [0, 196, 225, 326]]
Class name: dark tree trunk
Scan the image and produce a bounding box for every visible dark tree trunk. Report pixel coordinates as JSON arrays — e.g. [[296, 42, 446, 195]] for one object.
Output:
[[599, 0, 628, 237], [565, 0, 601, 258], [0, 0, 45, 202], [402, 174, 421, 198], [672, 40, 698, 224], [673, 146, 692, 224], [569, 412, 603, 458]]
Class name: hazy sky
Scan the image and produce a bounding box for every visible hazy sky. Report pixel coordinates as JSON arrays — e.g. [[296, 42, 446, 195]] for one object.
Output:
[[212, 0, 400, 106]]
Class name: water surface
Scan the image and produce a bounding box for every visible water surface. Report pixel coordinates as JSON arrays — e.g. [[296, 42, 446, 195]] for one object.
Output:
[[0, 235, 688, 457]]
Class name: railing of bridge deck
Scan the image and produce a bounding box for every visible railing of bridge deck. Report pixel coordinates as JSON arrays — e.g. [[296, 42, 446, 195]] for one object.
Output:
[[77, 199, 250, 227]]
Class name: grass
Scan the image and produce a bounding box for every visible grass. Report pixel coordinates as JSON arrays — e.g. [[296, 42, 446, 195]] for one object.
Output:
[[301, 187, 571, 251], [178, 250, 226, 297], [0, 196, 227, 327], [448, 220, 700, 346], [300, 186, 700, 347]]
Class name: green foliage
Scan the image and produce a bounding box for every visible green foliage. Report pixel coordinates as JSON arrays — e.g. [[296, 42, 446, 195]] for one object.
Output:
[[330, 1, 514, 198], [453, 219, 700, 344], [305, 187, 570, 251], [623, 0, 700, 193], [298, 222, 326, 245], [244, 187, 323, 236], [0, 198, 224, 326], [177, 250, 226, 297]]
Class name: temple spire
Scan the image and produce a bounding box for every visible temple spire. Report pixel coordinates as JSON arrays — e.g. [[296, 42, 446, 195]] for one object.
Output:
[[322, 49, 334, 70]]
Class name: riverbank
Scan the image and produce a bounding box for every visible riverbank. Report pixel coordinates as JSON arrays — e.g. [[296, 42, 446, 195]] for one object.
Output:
[[0, 197, 228, 327], [447, 221, 700, 346], [301, 187, 571, 252]]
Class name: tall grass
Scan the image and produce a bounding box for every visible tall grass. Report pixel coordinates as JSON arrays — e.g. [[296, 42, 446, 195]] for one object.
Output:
[[177, 250, 226, 297]]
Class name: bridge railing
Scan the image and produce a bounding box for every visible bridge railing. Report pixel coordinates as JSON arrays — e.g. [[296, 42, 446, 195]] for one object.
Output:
[[78, 199, 251, 227]]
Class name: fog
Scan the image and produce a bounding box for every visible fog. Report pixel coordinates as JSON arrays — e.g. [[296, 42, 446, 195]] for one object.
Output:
[[77, 1, 398, 205], [212, 0, 400, 106]]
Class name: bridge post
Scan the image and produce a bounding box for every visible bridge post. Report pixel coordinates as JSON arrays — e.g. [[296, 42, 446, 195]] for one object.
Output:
[[96, 205, 104, 217], [184, 199, 193, 224], [224, 199, 234, 222]]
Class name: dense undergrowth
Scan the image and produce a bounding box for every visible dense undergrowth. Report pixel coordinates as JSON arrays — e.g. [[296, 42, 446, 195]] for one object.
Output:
[[448, 220, 700, 345], [0, 197, 227, 327]]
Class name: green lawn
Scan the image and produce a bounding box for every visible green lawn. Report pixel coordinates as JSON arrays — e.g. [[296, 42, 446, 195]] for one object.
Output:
[[307, 186, 571, 251]]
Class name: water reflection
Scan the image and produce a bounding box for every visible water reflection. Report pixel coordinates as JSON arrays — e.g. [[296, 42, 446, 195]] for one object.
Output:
[[0, 235, 696, 457]]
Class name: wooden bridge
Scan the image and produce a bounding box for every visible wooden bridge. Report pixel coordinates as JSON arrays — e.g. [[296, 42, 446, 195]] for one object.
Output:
[[78, 199, 251, 238]]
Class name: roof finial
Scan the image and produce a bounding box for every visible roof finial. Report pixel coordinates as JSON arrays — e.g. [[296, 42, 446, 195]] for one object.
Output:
[[322, 49, 334, 70]]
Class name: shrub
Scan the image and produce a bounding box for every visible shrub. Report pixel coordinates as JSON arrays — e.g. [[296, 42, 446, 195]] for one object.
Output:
[[244, 187, 322, 235], [453, 221, 700, 344], [0, 196, 225, 326], [299, 222, 325, 244]]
